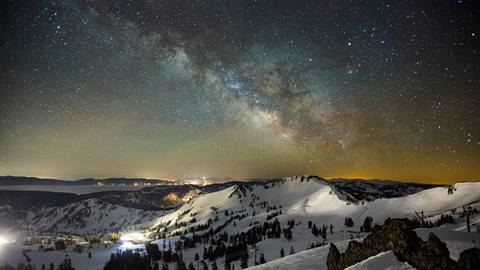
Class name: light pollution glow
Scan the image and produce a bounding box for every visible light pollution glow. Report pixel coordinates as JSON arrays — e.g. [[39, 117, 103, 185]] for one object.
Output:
[[1, 0, 479, 184]]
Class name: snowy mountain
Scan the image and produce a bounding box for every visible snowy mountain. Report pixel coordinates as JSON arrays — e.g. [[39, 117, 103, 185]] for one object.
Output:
[[0, 181, 259, 234], [329, 178, 441, 201], [26, 198, 166, 235], [1, 175, 479, 270], [149, 176, 479, 235], [249, 220, 480, 270], [246, 245, 415, 270], [143, 176, 480, 269]]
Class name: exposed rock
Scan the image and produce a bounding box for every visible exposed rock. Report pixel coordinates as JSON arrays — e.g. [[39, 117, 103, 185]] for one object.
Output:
[[326, 218, 479, 270], [326, 244, 343, 270], [456, 248, 480, 270], [342, 241, 368, 266], [411, 233, 456, 270]]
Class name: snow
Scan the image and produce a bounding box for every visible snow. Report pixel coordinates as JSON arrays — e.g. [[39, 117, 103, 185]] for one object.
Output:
[[345, 251, 415, 270], [415, 227, 480, 260], [145, 177, 480, 269], [2, 176, 480, 270], [26, 198, 165, 234], [246, 245, 414, 270], [247, 240, 350, 270], [150, 177, 480, 237], [1, 243, 121, 270]]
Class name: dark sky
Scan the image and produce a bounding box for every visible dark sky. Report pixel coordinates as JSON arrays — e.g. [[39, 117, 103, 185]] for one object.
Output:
[[1, 0, 479, 183]]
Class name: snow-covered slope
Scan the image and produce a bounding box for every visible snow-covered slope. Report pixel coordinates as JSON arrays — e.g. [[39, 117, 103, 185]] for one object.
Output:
[[27, 198, 166, 234], [148, 176, 346, 233], [344, 251, 415, 270], [143, 176, 480, 269], [149, 176, 480, 236], [3, 176, 480, 270], [330, 178, 440, 201], [246, 240, 350, 270], [415, 227, 480, 260]]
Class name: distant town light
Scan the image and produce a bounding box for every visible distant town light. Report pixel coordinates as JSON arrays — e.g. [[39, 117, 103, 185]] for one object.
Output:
[[0, 235, 12, 245], [120, 232, 146, 243]]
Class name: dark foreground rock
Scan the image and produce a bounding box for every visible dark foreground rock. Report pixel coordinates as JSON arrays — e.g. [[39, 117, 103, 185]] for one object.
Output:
[[326, 218, 480, 270], [457, 248, 480, 270]]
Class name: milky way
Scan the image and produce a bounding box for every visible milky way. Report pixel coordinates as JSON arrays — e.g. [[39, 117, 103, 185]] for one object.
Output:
[[1, 0, 479, 183]]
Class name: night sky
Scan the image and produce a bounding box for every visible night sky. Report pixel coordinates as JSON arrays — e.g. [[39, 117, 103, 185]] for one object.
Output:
[[1, 0, 479, 183]]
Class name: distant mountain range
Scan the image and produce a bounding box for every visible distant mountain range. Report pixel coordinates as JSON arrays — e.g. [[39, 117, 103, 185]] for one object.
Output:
[[1, 175, 478, 269], [0, 175, 171, 186]]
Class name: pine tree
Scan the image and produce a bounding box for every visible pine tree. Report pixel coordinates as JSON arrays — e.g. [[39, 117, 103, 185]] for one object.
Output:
[[224, 255, 231, 270], [211, 261, 218, 270], [312, 224, 318, 237], [146, 243, 161, 260], [344, 217, 354, 227], [240, 255, 248, 269], [176, 259, 187, 270], [203, 246, 208, 260], [259, 253, 266, 264], [362, 216, 373, 232]]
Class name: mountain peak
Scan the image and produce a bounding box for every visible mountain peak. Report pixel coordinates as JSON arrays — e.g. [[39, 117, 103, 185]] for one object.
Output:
[[283, 175, 327, 183]]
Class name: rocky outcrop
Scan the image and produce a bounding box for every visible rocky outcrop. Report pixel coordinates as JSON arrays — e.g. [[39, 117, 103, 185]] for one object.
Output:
[[457, 248, 480, 270], [326, 243, 343, 270], [326, 218, 480, 270], [411, 233, 456, 269]]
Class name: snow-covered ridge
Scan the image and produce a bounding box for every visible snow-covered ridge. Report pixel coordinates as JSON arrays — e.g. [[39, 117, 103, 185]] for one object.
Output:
[[147, 175, 362, 239], [26, 198, 166, 235], [148, 177, 480, 240], [2, 176, 480, 270]]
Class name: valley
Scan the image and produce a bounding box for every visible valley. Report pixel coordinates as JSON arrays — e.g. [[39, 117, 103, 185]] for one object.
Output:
[[1, 176, 479, 269]]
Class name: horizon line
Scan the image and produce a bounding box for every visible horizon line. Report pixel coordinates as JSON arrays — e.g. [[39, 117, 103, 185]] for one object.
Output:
[[0, 174, 477, 185]]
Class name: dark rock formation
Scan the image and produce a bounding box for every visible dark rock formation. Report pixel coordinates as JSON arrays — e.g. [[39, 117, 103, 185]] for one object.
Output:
[[326, 218, 480, 270], [411, 233, 456, 270], [456, 248, 480, 270], [326, 244, 343, 270]]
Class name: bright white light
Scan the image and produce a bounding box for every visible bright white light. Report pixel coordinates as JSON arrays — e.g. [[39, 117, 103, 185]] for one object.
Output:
[[120, 232, 146, 243], [120, 241, 134, 249], [0, 235, 12, 245]]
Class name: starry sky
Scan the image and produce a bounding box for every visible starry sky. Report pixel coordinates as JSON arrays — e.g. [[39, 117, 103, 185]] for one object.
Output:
[[1, 0, 479, 183]]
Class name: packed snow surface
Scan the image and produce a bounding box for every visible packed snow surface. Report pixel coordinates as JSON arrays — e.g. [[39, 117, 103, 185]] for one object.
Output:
[[345, 251, 415, 270]]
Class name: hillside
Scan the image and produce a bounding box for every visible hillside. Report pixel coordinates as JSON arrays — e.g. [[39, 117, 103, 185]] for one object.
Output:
[[1, 176, 479, 270], [0, 176, 171, 186], [144, 176, 480, 269], [149, 176, 480, 235], [26, 199, 167, 235]]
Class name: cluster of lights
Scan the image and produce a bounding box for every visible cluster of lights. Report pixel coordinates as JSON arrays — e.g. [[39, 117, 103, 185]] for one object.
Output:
[[119, 232, 146, 243], [0, 235, 13, 245], [118, 232, 148, 252]]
